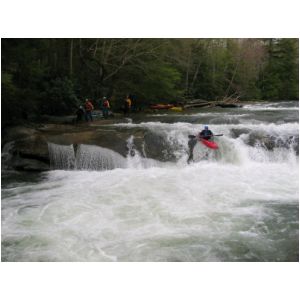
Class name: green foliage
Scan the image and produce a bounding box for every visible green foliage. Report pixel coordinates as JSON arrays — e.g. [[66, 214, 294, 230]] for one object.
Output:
[[39, 78, 79, 115], [132, 64, 182, 102], [1, 38, 299, 124], [260, 39, 299, 100], [2, 72, 19, 125]]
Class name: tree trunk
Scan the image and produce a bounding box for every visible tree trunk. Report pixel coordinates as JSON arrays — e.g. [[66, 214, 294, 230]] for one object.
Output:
[[185, 48, 192, 95], [69, 39, 73, 77]]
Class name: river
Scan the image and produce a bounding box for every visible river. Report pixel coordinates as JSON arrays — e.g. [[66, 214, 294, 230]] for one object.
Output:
[[1, 101, 299, 261]]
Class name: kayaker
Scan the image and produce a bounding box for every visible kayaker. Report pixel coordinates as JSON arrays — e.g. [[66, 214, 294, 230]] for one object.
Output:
[[199, 125, 213, 140]]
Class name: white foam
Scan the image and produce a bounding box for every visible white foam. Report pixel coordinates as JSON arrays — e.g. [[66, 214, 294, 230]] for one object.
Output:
[[242, 102, 299, 111], [2, 104, 299, 262], [2, 158, 298, 261]]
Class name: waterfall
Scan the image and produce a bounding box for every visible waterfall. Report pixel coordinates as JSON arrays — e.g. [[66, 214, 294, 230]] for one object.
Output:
[[48, 143, 76, 170], [75, 144, 126, 170], [48, 143, 127, 171], [126, 135, 161, 169], [48, 120, 299, 171], [112, 121, 299, 165], [47, 141, 159, 171]]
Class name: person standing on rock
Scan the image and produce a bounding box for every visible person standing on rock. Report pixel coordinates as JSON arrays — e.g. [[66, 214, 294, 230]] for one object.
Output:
[[75, 106, 85, 123], [102, 97, 110, 119], [187, 136, 197, 164], [124, 95, 132, 115], [84, 99, 94, 122]]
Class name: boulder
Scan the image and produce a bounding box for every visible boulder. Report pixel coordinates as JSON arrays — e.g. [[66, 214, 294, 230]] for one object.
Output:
[[2, 122, 143, 171], [12, 156, 50, 172]]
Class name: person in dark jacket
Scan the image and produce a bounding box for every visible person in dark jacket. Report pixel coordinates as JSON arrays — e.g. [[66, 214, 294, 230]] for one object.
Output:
[[199, 125, 213, 140], [76, 106, 85, 123], [187, 135, 197, 164], [187, 125, 214, 163]]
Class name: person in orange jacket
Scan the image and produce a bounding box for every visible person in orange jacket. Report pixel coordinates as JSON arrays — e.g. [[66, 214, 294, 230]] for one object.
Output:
[[84, 99, 94, 122], [124, 95, 132, 115]]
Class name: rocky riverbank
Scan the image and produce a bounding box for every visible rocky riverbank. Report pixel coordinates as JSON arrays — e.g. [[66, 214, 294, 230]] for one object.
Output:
[[1, 117, 140, 172]]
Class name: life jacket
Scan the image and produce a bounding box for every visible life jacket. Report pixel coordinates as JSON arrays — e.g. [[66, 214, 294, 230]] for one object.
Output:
[[199, 129, 213, 140], [103, 100, 110, 108], [126, 98, 132, 108], [85, 101, 94, 111]]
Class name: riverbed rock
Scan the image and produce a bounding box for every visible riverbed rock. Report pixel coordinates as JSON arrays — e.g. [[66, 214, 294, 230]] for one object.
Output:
[[230, 128, 251, 138], [1, 121, 146, 171], [2, 125, 38, 146], [12, 156, 50, 172], [144, 131, 177, 161], [14, 135, 50, 162]]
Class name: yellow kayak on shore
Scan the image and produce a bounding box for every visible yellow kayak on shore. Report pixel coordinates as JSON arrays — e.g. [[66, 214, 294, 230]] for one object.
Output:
[[169, 106, 183, 112]]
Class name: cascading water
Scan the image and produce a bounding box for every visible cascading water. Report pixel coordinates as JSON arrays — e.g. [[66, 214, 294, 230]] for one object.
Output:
[[48, 143, 75, 170], [113, 121, 299, 165], [48, 143, 127, 171], [125, 136, 161, 169], [48, 138, 162, 172], [75, 144, 126, 170], [2, 101, 299, 262]]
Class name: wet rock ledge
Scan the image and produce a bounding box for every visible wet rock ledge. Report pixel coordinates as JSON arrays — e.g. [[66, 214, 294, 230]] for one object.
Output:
[[1, 120, 141, 172]]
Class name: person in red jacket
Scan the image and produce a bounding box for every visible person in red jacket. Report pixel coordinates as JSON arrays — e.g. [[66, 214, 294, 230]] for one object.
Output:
[[84, 99, 94, 122], [102, 97, 110, 119]]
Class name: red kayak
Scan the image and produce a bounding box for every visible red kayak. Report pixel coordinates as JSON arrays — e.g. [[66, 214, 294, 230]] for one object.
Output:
[[200, 138, 218, 150]]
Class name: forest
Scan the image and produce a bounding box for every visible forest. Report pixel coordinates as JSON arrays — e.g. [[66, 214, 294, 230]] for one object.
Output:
[[1, 38, 299, 125]]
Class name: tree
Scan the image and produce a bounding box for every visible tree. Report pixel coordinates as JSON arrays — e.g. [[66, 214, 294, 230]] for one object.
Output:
[[1, 38, 298, 125], [260, 38, 299, 100]]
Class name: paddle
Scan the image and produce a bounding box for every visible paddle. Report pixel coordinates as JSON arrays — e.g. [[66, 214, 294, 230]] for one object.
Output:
[[188, 134, 223, 139]]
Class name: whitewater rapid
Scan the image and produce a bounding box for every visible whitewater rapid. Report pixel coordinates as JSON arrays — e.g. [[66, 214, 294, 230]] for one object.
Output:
[[1, 101, 299, 261]]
